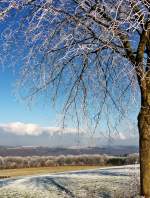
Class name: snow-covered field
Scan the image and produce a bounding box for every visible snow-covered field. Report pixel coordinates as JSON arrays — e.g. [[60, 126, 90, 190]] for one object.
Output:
[[0, 165, 140, 198]]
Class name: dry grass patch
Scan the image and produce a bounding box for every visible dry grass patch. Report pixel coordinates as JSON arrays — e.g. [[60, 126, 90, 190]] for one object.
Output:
[[0, 166, 102, 178]]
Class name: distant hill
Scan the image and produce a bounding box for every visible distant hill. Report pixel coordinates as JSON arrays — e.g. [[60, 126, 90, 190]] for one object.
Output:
[[0, 146, 138, 156]]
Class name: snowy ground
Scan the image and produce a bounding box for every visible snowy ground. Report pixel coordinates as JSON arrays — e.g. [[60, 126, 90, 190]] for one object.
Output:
[[0, 165, 140, 198]]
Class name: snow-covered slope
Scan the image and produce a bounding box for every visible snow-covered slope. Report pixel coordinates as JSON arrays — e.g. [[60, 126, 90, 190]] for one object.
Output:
[[0, 165, 140, 198]]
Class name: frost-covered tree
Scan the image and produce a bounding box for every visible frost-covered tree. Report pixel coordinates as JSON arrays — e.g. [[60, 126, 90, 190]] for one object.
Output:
[[0, 0, 150, 196]]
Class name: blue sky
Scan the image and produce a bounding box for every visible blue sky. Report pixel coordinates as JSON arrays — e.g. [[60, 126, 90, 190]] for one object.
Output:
[[0, 1, 140, 147], [0, 67, 139, 147], [0, 68, 58, 127], [0, 6, 66, 128]]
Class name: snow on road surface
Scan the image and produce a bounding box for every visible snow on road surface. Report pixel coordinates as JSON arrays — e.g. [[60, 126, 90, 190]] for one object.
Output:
[[0, 165, 140, 198]]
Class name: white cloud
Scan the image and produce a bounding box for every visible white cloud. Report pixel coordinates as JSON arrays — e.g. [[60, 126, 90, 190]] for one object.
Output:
[[0, 122, 138, 147], [119, 132, 126, 140], [110, 132, 127, 140], [0, 122, 83, 136], [0, 122, 42, 136]]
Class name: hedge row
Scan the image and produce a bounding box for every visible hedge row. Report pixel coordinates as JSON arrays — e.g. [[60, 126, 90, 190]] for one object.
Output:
[[0, 153, 139, 169]]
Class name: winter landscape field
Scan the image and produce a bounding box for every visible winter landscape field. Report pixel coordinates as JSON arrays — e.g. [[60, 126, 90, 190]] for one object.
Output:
[[0, 165, 140, 198]]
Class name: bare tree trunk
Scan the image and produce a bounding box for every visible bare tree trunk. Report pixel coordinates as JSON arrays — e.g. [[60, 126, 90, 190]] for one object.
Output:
[[138, 97, 150, 197]]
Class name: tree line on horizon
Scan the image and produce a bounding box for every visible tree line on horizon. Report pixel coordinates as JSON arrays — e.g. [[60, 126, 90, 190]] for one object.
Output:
[[0, 154, 139, 169]]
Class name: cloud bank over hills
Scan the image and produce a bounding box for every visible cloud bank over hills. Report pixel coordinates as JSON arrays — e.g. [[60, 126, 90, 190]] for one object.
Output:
[[0, 122, 138, 147], [0, 122, 79, 136]]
